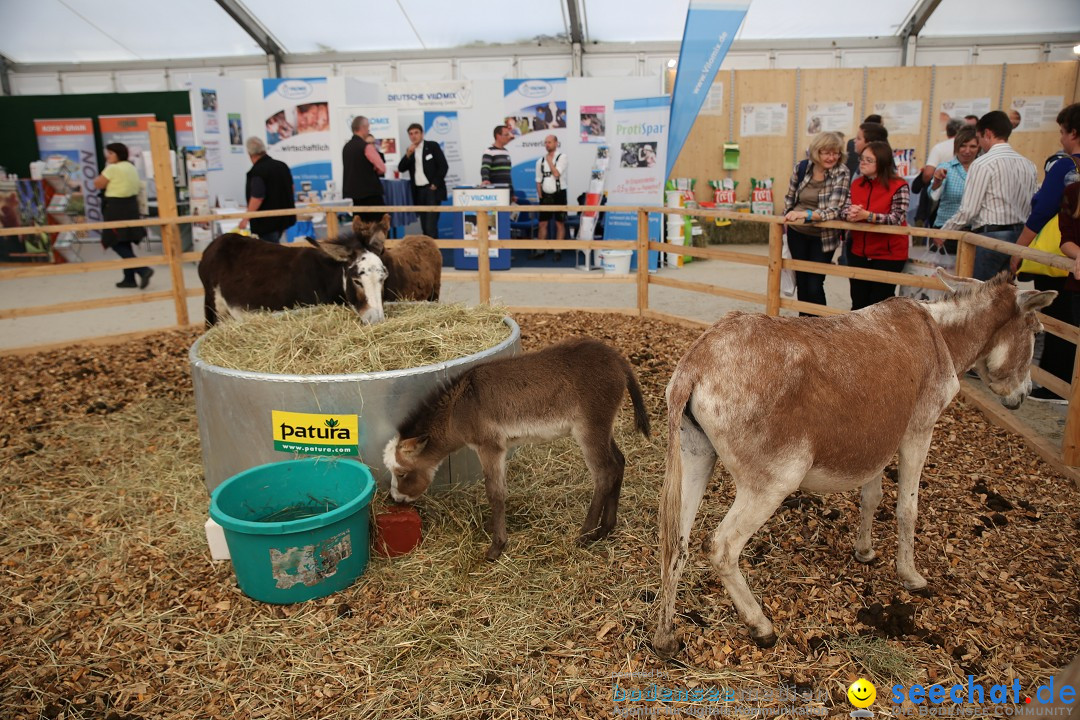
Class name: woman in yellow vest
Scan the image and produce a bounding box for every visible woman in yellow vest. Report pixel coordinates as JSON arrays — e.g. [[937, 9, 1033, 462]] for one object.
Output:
[[93, 143, 152, 289]]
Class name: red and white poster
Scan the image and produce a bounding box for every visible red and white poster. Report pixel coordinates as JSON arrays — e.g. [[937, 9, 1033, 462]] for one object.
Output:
[[99, 114, 156, 199]]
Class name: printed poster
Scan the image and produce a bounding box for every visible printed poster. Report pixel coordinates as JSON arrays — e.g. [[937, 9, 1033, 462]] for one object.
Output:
[[700, 82, 724, 116], [424, 111, 464, 189], [939, 98, 991, 124], [200, 89, 220, 134], [227, 113, 244, 152], [580, 105, 606, 143], [99, 113, 156, 200], [893, 148, 916, 177], [605, 96, 670, 271], [263, 77, 332, 203], [872, 100, 923, 135], [34, 117, 101, 237], [740, 103, 788, 137], [346, 107, 400, 169], [174, 114, 195, 149], [504, 78, 568, 201], [204, 140, 223, 172], [382, 81, 473, 109], [1010, 96, 1065, 132], [805, 102, 854, 135]]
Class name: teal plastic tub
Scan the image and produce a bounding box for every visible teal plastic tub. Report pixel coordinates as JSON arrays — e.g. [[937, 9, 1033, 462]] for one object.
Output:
[[210, 458, 376, 604]]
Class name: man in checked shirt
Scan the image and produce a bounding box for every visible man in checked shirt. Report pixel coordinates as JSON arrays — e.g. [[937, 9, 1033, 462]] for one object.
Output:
[[941, 110, 1038, 280]]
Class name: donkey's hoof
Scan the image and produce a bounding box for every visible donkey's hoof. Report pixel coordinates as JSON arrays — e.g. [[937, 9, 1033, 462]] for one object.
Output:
[[908, 584, 934, 598], [576, 525, 612, 545], [652, 633, 683, 659], [854, 548, 877, 563], [751, 630, 778, 649], [484, 542, 506, 562], [901, 574, 928, 592]]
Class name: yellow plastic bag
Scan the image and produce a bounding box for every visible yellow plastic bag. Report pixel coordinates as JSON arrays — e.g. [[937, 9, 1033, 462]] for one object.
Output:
[[1017, 214, 1067, 278]]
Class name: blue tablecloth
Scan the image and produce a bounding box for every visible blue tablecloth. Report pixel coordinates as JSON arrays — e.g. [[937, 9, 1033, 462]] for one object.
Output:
[[380, 178, 416, 228]]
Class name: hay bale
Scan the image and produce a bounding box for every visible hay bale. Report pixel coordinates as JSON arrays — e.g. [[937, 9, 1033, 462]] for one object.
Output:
[[196, 303, 511, 375], [703, 217, 770, 245]]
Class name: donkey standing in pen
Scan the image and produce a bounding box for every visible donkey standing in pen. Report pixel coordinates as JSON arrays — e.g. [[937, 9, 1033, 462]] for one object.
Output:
[[653, 270, 1056, 654], [384, 337, 651, 561]]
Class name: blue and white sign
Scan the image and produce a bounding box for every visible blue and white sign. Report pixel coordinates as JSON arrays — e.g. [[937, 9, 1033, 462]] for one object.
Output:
[[504, 78, 568, 201], [263, 77, 332, 202], [605, 97, 671, 271], [666, 0, 750, 178]]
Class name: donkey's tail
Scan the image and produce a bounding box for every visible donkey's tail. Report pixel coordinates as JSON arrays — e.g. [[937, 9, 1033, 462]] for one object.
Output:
[[659, 370, 694, 571], [653, 367, 696, 656], [625, 367, 651, 439]]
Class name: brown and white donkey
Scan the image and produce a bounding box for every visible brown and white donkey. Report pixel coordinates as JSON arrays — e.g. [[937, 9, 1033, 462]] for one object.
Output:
[[384, 337, 651, 560]]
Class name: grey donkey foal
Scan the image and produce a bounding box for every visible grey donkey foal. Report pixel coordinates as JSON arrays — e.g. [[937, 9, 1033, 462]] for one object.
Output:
[[384, 337, 651, 560]]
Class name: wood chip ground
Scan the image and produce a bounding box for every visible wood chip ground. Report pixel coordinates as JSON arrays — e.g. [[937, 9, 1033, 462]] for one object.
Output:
[[1, 312, 1077, 719]]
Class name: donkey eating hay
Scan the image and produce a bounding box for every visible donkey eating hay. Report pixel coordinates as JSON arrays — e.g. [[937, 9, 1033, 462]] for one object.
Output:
[[384, 337, 651, 561], [653, 270, 1055, 654]]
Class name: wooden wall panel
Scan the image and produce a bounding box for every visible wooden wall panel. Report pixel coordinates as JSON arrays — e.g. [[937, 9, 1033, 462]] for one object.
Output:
[[866, 67, 932, 168], [732, 69, 797, 204], [1004, 62, 1080, 178], [796, 68, 862, 159], [671, 63, 1077, 207]]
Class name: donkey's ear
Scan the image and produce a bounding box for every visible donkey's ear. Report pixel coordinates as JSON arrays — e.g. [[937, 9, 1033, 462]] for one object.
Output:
[[1018, 289, 1057, 314], [380, 213, 392, 233], [398, 435, 428, 458], [315, 238, 351, 262], [935, 267, 981, 292]]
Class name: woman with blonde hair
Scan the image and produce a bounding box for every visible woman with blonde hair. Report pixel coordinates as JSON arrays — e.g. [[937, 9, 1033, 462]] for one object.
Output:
[[782, 131, 851, 313]]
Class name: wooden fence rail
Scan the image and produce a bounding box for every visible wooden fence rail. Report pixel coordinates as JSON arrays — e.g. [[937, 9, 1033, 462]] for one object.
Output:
[[2, 121, 1077, 483]]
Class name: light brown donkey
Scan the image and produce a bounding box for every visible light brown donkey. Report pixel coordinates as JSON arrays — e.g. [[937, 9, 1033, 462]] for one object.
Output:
[[653, 270, 1055, 654], [384, 337, 651, 561]]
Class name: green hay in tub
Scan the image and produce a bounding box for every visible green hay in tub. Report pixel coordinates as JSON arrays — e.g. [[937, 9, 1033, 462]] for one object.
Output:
[[197, 302, 512, 375], [257, 500, 340, 523]]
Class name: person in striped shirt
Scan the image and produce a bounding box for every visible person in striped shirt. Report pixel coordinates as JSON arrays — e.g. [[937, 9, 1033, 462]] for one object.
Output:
[[480, 125, 516, 201], [941, 111, 1038, 280]]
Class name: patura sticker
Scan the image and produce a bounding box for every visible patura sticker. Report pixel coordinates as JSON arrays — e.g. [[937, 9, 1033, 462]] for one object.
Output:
[[272, 410, 359, 456]]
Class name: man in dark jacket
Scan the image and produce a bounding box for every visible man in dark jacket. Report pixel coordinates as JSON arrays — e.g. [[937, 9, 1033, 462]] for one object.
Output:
[[238, 136, 295, 244], [342, 116, 386, 222], [398, 123, 449, 238]]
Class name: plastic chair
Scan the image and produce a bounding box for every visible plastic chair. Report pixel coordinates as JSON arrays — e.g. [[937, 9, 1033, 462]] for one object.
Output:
[[509, 197, 539, 239]]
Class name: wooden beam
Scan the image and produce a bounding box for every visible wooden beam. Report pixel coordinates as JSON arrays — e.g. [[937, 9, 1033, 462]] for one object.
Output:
[[0, 324, 202, 358], [648, 274, 768, 306], [647, 242, 770, 266], [959, 380, 1080, 489], [766, 222, 783, 316], [148, 122, 188, 327], [477, 210, 490, 305], [636, 209, 649, 315], [0, 290, 175, 320]]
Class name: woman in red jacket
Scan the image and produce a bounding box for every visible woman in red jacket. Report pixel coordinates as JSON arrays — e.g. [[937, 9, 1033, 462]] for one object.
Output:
[[845, 140, 911, 311]]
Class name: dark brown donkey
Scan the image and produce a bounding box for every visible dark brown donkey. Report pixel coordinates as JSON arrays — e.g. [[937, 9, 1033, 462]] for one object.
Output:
[[384, 337, 651, 561]]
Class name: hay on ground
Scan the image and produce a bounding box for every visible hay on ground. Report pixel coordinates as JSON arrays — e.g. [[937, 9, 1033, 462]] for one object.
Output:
[[196, 302, 512, 376]]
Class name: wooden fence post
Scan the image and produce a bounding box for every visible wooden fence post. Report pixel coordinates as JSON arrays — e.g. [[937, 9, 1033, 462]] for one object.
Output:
[[636, 208, 649, 314], [955, 235, 976, 278], [1064, 343, 1080, 467], [766, 221, 783, 316], [148, 122, 188, 327], [326, 208, 340, 239], [477, 209, 491, 305]]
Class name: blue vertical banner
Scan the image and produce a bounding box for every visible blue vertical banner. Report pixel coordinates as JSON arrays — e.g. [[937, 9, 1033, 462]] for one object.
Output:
[[605, 96, 671, 271], [666, 0, 750, 179]]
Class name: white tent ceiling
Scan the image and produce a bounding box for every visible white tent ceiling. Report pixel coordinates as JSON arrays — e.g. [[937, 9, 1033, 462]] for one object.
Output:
[[0, 0, 1077, 65]]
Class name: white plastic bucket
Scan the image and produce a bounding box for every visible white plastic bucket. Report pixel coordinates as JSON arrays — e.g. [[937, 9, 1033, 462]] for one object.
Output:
[[598, 249, 633, 274]]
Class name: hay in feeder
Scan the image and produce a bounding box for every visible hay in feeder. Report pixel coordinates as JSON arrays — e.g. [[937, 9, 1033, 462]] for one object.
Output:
[[196, 302, 512, 376]]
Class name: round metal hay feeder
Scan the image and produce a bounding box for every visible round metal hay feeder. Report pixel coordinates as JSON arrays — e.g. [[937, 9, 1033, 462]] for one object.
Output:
[[190, 315, 521, 494]]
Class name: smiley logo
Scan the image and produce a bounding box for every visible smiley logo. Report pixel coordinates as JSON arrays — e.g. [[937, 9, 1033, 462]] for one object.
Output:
[[847, 678, 876, 708]]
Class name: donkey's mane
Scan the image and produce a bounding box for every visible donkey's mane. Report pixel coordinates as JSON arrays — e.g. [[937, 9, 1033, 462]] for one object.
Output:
[[938, 271, 1013, 303], [397, 373, 473, 437]]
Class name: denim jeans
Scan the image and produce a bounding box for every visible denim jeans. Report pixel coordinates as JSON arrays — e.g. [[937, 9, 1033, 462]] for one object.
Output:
[[973, 228, 1022, 281], [258, 229, 283, 244], [110, 241, 149, 282]]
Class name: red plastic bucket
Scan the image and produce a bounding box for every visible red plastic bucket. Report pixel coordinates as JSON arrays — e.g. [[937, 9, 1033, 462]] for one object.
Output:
[[374, 505, 422, 557]]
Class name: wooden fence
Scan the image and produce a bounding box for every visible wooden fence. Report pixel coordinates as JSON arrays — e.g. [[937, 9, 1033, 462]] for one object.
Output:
[[2, 121, 1078, 484]]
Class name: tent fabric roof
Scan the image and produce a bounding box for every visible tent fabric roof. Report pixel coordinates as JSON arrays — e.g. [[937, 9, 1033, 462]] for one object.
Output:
[[1, 0, 1078, 65]]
